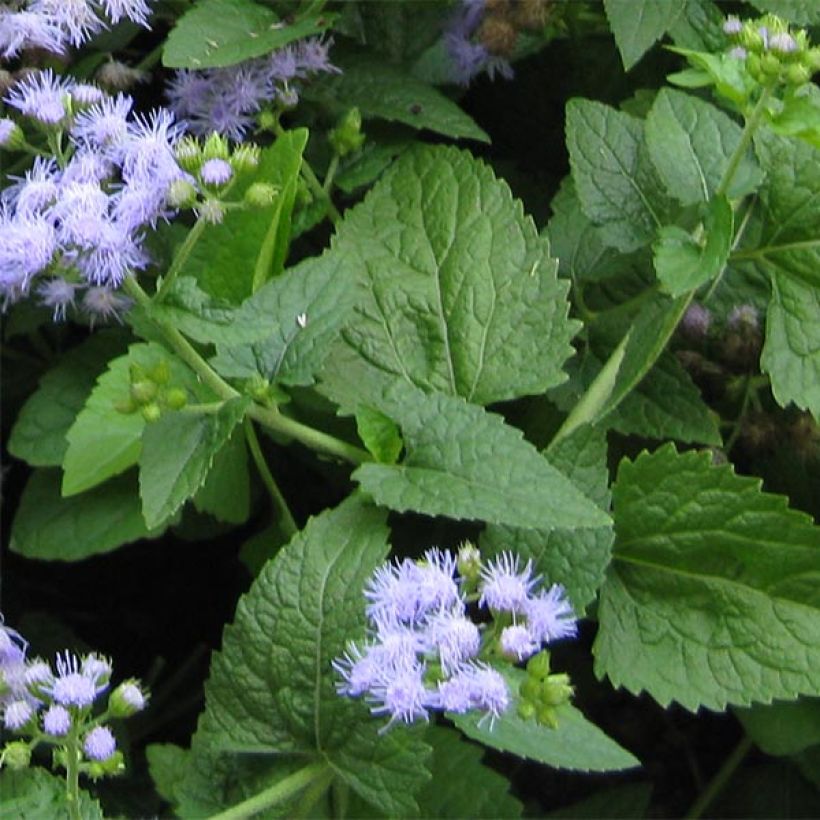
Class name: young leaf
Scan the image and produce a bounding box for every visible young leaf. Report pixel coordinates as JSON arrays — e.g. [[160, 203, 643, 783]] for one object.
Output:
[[355, 406, 404, 464], [306, 54, 489, 143], [335, 144, 579, 404], [9, 330, 128, 467], [209, 251, 358, 385], [352, 382, 611, 531], [192, 430, 250, 524], [566, 98, 672, 252], [199, 497, 431, 816], [482, 424, 614, 613], [595, 445, 820, 711], [62, 343, 204, 497], [653, 196, 734, 296], [603, 0, 683, 70], [0, 768, 102, 819], [179, 130, 308, 303], [735, 698, 820, 756], [139, 397, 249, 529], [762, 272, 820, 420], [11, 469, 164, 561], [416, 727, 522, 819], [163, 0, 334, 69], [645, 89, 762, 205], [450, 667, 639, 772]]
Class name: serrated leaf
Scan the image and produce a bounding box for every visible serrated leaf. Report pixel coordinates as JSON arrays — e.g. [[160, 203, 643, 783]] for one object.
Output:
[[667, 0, 726, 53], [748, 0, 820, 24], [146, 743, 189, 806], [163, 0, 334, 69], [451, 667, 639, 772], [603, 0, 682, 70], [200, 497, 431, 816], [482, 424, 613, 613], [595, 444, 820, 711], [335, 144, 578, 404], [193, 430, 250, 524], [352, 382, 611, 532], [416, 727, 522, 818], [0, 768, 102, 819], [645, 89, 762, 205], [735, 698, 820, 756], [335, 136, 413, 194], [62, 343, 204, 497], [566, 99, 672, 252], [11, 469, 163, 561], [761, 271, 820, 420], [179, 130, 308, 303], [139, 397, 249, 528], [306, 54, 489, 143], [355, 406, 403, 464], [653, 196, 734, 297], [9, 331, 129, 467], [209, 251, 358, 385]]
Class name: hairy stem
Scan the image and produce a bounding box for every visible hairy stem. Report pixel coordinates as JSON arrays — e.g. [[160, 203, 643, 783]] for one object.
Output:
[[244, 417, 298, 537], [65, 731, 82, 820], [209, 762, 331, 820], [155, 216, 209, 302]]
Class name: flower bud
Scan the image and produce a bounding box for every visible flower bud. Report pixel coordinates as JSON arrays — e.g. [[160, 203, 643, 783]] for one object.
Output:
[[539, 673, 574, 707], [1, 742, 31, 770], [535, 704, 559, 729], [203, 132, 230, 161], [519, 677, 540, 702], [197, 199, 225, 225], [175, 136, 202, 173], [231, 144, 261, 173], [526, 650, 551, 681], [257, 109, 278, 132], [95, 61, 148, 91], [167, 179, 198, 209], [786, 63, 811, 85], [0, 118, 24, 150], [109, 681, 147, 717], [150, 360, 171, 385], [245, 183, 279, 208], [456, 541, 482, 587], [760, 53, 781, 77], [130, 380, 158, 405], [164, 387, 188, 410], [329, 108, 365, 157], [141, 403, 162, 423], [517, 699, 536, 721]]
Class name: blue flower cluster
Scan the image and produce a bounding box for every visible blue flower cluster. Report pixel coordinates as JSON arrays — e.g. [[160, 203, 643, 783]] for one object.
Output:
[[0, 0, 153, 59], [0, 617, 146, 770], [0, 72, 188, 318], [166, 37, 339, 142], [333, 547, 577, 731], [444, 0, 514, 86]]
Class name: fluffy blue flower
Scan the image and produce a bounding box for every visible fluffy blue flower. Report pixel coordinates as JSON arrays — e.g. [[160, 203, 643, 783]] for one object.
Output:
[[83, 725, 116, 761], [5, 70, 73, 126], [525, 585, 577, 644], [71, 93, 134, 152], [500, 623, 539, 661], [200, 158, 233, 186], [43, 704, 71, 736], [0, 9, 65, 58], [46, 652, 109, 708], [479, 551, 539, 614], [82, 286, 132, 324], [0, 208, 58, 297], [3, 699, 34, 731], [367, 662, 433, 730]]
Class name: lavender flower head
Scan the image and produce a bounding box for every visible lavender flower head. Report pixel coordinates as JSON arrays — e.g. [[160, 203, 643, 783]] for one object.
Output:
[[444, 0, 513, 86], [83, 725, 117, 761], [46, 651, 110, 708]]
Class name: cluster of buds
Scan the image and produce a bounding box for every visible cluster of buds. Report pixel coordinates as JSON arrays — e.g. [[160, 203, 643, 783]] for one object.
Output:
[[117, 358, 187, 422], [328, 108, 365, 158], [333, 542, 578, 732], [0, 619, 147, 779], [723, 13, 820, 87], [517, 650, 574, 728]]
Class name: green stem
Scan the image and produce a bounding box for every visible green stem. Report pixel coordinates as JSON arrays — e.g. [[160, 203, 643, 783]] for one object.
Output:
[[121, 277, 369, 465], [590, 284, 659, 323], [715, 87, 772, 199], [65, 731, 82, 820], [155, 216, 209, 302], [209, 763, 330, 820], [291, 765, 336, 819], [301, 159, 342, 224], [323, 154, 340, 194], [731, 237, 820, 262], [724, 375, 755, 454], [244, 417, 298, 537], [685, 735, 753, 820]]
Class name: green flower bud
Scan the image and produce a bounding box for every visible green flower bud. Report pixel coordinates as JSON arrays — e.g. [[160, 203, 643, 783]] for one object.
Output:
[[535, 705, 559, 729], [87, 751, 125, 779], [0, 120, 24, 151], [745, 52, 762, 80], [519, 677, 540, 702], [231, 144, 261, 173], [141, 403, 162, 423], [760, 53, 781, 77], [130, 380, 158, 405], [1, 742, 31, 770], [257, 109, 278, 132], [175, 136, 202, 173], [804, 48, 820, 72], [164, 387, 188, 410], [114, 396, 139, 414], [517, 699, 537, 721], [150, 360, 171, 385], [786, 63, 811, 85], [203, 132, 230, 161], [329, 107, 366, 157], [109, 681, 148, 718], [526, 650, 551, 681], [456, 541, 482, 588], [245, 182, 279, 207], [197, 198, 225, 225], [167, 179, 198, 209], [539, 673, 574, 707]]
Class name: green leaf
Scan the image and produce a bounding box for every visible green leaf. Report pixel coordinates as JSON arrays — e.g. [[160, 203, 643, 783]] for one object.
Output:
[[416, 727, 522, 819], [335, 144, 578, 404], [603, 0, 682, 70], [355, 406, 404, 464], [667, 48, 755, 108], [11, 469, 163, 561], [9, 331, 129, 467], [566, 99, 672, 252], [146, 743, 190, 806], [645, 89, 762, 205], [209, 251, 358, 385], [735, 698, 820, 756], [766, 85, 820, 150], [752, 130, 820, 289], [451, 667, 639, 772], [62, 342, 204, 497], [307, 53, 489, 143], [163, 0, 334, 69], [139, 397, 249, 528], [180, 131, 308, 303], [653, 196, 734, 296], [748, 0, 820, 25], [595, 445, 820, 711], [351, 381, 611, 532], [193, 430, 250, 524], [482, 424, 614, 613], [667, 0, 727, 53], [200, 497, 431, 816], [761, 271, 820, 420], [334, 136, 413, 194], [0, 768, 102, 820]]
